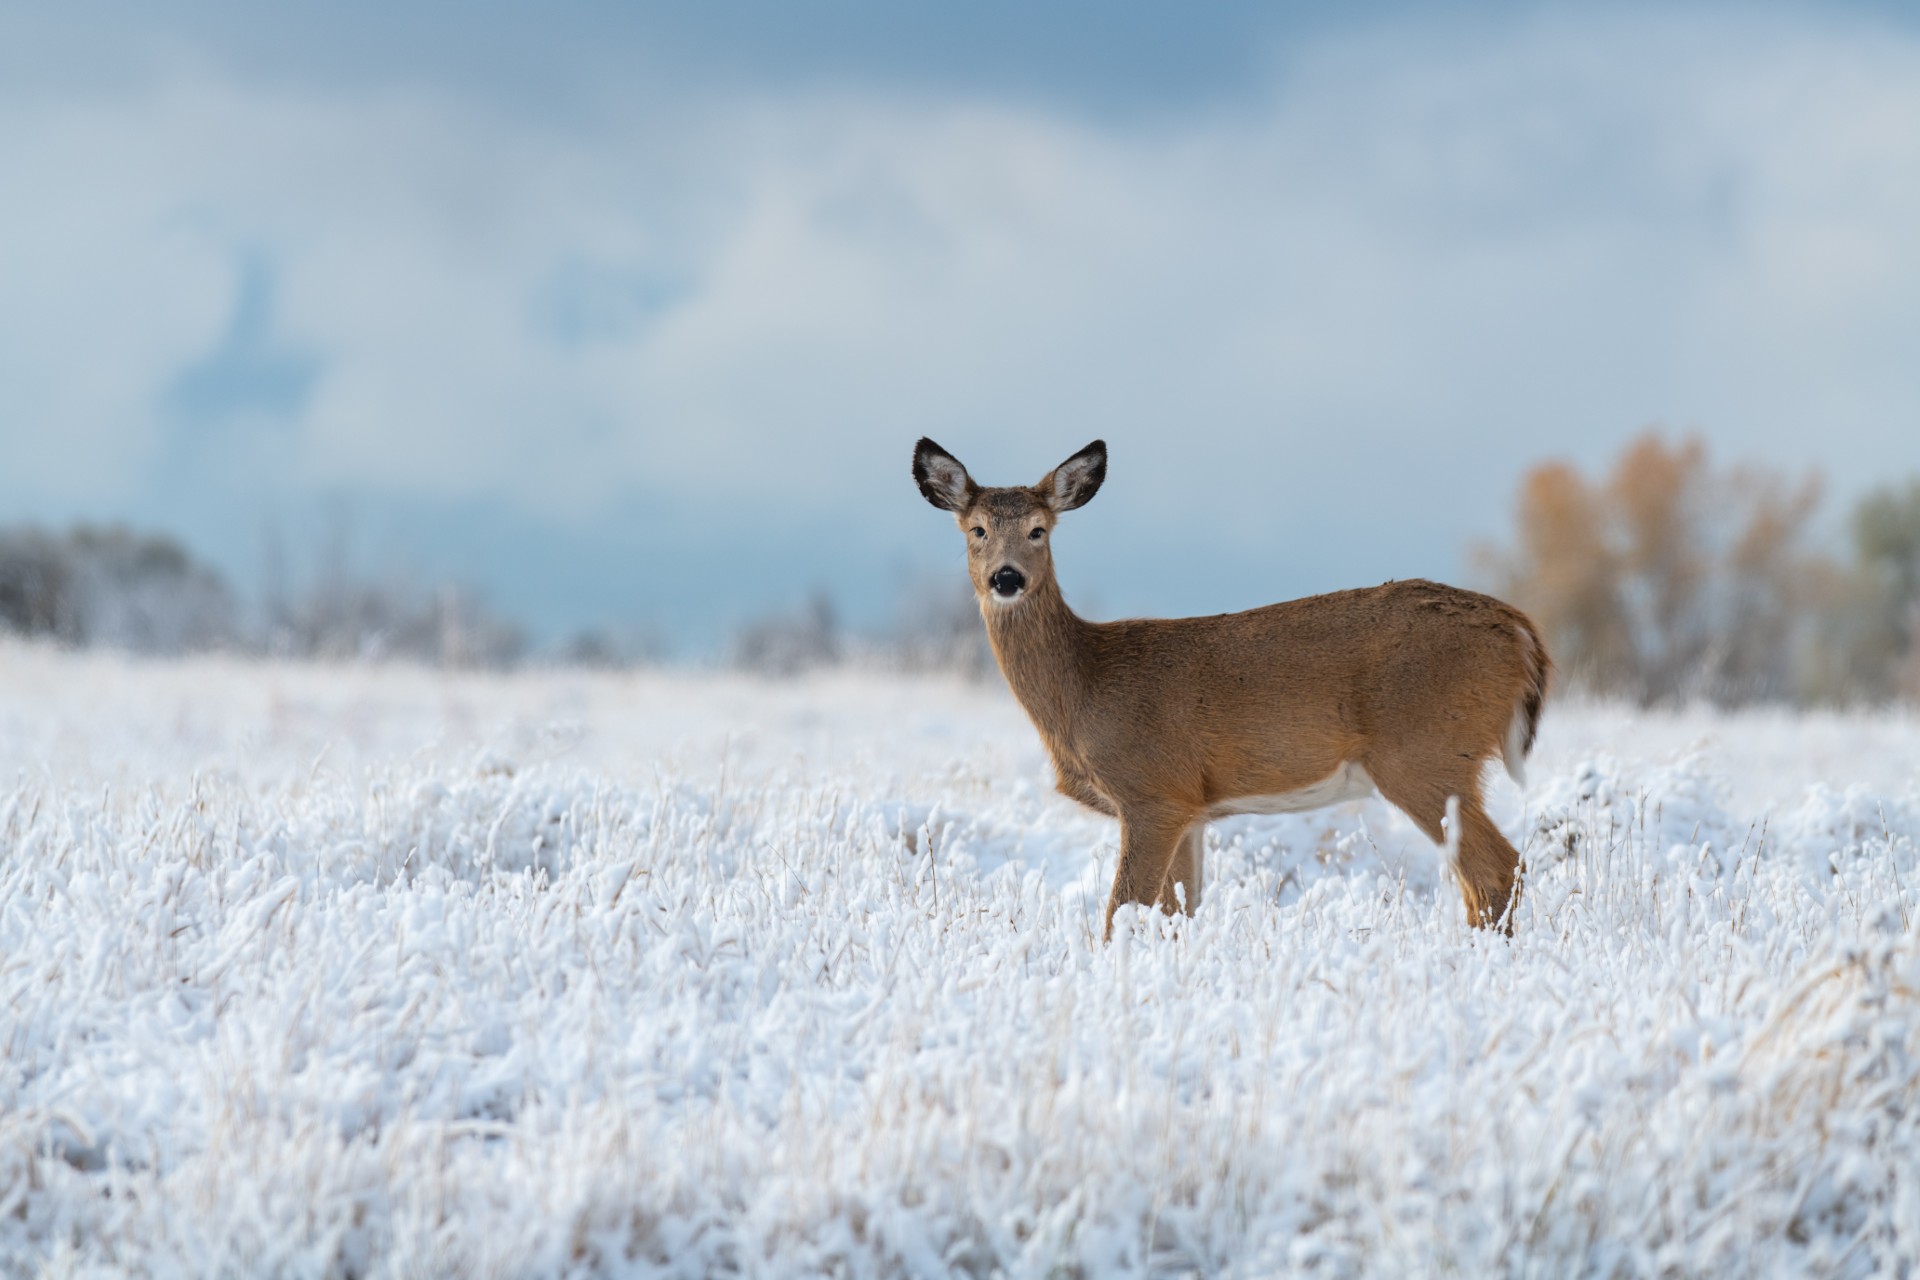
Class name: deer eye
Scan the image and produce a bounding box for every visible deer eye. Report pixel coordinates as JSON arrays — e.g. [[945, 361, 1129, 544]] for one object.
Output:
[[970, 527, 986, 539], [1028, 527, 1045, 541]]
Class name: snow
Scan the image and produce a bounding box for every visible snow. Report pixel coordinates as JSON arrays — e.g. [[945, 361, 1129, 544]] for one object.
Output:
[[2, 641, 1918, 1277]]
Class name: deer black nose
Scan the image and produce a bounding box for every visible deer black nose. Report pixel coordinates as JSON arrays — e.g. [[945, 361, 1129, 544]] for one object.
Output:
[[990, 566, 1026, 598]]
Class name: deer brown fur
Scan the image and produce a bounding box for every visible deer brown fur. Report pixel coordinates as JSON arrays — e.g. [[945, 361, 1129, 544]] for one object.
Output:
[[913, 437, 1552, 937]]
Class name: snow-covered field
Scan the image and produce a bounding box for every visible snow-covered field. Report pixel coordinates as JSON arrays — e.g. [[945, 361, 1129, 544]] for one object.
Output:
[[2, 642, 1918, 1277]]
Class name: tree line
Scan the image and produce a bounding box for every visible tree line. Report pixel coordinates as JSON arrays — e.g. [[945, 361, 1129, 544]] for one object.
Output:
[[6, 435, 1918, 703]]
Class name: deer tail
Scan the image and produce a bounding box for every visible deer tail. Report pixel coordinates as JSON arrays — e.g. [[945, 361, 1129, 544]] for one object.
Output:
[[1502, 616, 1552, 788]]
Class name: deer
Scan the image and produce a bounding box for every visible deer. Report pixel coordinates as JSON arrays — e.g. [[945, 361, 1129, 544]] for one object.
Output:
[[912, 437, 1551, 938]]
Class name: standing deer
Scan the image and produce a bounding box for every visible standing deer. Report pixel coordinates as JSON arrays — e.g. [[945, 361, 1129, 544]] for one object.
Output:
[[912, 438, 1550, 937]]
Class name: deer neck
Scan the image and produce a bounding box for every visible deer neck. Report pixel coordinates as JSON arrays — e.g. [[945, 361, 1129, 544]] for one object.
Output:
[[983, 578, 1091, 744]]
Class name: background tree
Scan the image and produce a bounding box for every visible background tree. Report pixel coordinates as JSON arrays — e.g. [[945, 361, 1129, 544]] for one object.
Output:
[[1850, 478, 1920, 698], [1483, 432, 1827, 706]]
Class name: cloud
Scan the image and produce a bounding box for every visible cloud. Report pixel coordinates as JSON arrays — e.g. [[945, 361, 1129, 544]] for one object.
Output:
[[3, 6, 1919, 626]]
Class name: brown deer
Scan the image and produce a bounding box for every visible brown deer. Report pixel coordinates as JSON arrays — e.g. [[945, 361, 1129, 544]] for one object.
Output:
[[912, 437, 1551, 937]]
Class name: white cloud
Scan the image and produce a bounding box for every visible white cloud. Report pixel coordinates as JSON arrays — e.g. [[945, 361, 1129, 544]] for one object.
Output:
[[3, 6, 1919, 612]]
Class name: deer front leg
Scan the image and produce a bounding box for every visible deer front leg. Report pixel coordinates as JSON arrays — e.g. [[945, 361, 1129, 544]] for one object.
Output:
[[1105, 804, 1192, 939], [1159, 823, 1203, 915]]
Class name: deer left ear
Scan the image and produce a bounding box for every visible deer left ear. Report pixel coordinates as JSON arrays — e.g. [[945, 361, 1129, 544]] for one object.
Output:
[[914, 437, 977, 512], [1042, 440, 1106, 512]]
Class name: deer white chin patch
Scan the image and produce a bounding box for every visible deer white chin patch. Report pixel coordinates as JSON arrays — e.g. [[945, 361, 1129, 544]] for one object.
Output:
[[988, 589, 1026, 606]]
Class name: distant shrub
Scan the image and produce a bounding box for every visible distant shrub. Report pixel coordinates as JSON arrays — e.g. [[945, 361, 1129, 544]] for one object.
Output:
[[729, 591, 842, 677], [723, 580, 996, 681], [883, 576, 993, 680], [0, 525, 234, 654], [0, 521, 527, 668], [266, 579, 525, 668]]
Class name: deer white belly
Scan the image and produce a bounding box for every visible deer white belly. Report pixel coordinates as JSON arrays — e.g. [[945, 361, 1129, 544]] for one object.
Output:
[[1208, 760, 1376, 818]]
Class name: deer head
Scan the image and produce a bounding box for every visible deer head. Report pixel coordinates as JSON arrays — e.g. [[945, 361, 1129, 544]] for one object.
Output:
[[913, 438, 1107, 606]]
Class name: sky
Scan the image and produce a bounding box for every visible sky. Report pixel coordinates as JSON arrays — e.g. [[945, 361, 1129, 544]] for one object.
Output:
[[4, 1, 1920, 651]]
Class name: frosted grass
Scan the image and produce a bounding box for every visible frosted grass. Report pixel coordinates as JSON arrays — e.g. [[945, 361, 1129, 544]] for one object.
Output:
[[2, 643, 1918, 1277]]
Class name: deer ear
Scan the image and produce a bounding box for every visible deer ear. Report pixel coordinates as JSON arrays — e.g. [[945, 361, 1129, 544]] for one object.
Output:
[[913, 438, 976, 512], [1042, 440, 1106, 512]]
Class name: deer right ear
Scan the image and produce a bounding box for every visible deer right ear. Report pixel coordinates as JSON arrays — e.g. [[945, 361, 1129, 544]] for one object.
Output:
[[913, 438, 976, 512], [1043, 439, 1107, 512]]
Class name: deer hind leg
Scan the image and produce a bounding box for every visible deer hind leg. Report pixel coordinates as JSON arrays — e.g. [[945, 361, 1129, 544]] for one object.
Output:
[[1158, 823, 1204, 916], [1452, 802, 1524, 933], [1366, 759, 1522, 934], [1105, 804, 1193, 939]]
